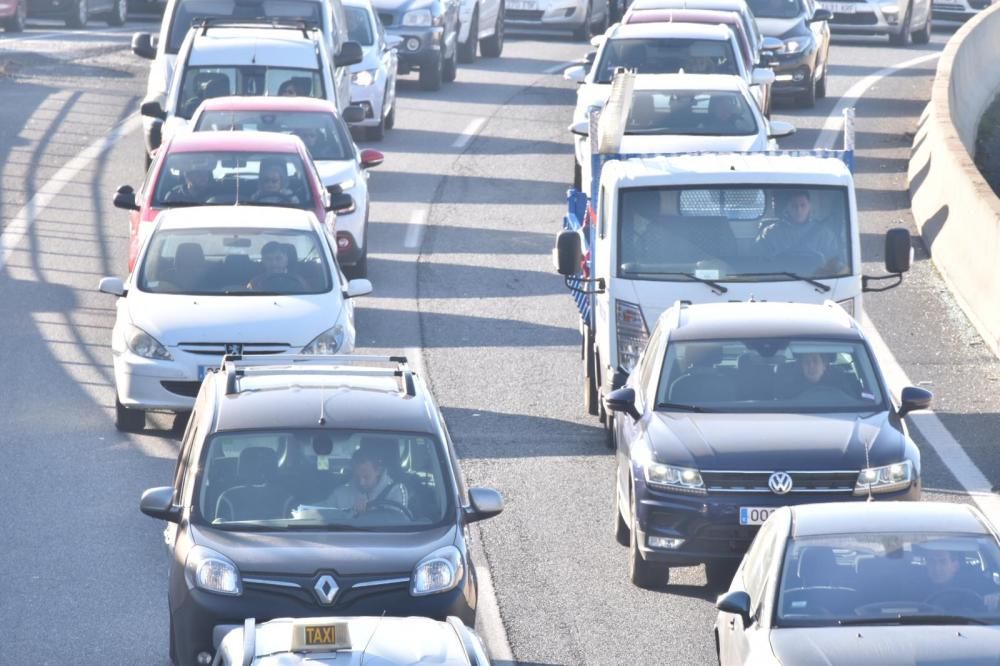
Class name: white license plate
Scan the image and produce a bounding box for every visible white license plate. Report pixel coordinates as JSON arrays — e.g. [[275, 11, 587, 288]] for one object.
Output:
[[820, 2, 858, 13], [739, 507, 778, 525], [507, 0, 537, 10]]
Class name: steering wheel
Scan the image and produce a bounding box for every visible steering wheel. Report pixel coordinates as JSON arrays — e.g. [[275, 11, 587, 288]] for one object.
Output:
[[365, 499, 414, 521], [924, 588, 985, 609], [253, 272, 307, 291]]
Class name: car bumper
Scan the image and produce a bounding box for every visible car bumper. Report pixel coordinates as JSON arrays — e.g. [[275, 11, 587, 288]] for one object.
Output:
[[504, 0, 589, 29], [26, 0, 75, 16], [349, 81, 387, 127], [827, 5, 908, 35], [932, 2, 986, 20], [385, 26, 444, 70], [770, 50, 818, 94]]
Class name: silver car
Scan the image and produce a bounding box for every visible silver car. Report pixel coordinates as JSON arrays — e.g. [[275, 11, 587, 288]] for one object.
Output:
[[820, 0, 932, 44], [504, 0, 610, 41]]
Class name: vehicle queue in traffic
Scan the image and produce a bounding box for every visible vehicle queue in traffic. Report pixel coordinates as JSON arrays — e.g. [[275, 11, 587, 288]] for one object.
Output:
[[86, 0, 1000, 663]]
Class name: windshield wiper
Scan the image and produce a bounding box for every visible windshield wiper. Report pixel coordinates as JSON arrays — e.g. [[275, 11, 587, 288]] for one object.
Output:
[[655, 401, 711, 413], [839, 614, 990, 626], [287, 523, 380, 532], [625, 271, 728, 294], [733, 271, 831, 293]]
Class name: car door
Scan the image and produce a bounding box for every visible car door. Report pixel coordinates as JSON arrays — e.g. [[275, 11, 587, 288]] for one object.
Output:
[[721, 518, 781, 664], [479, 0, 500, 38], [805, 0, 830, 71]]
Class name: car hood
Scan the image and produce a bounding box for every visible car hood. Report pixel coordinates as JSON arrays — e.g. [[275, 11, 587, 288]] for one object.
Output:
[[372, 0, 434, 15], [647, 412, 904, 469], [315, 159, 360, 188], [126, 292, 339, 347], [769, 626, 1000, 665], [192, 523, 458, 575], [756, 17, 808, 39], [619, 133, 765, 154]]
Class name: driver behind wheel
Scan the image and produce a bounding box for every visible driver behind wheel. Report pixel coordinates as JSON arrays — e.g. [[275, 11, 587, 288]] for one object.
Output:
[[247, 241, 306, 291], [251, 158, 301, 205], [755, 189, 843, 274], [322, 444, 407, 516], [917, 542, 1000, 611]]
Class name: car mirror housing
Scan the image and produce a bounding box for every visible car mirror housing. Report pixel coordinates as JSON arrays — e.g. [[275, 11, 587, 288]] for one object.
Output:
[[140, 100, 167, 121], [335, 41, 364, 67], [328, 193, 356, 214], [554, 230, 583, 276], [716, 590, 752, 628], [768, 120, 796, 139], [342, 105, 366, 124], [465, 487, 503, 523], [751, 67, 776, 86], [569, 120, 589, 137], [563, 65, 587, 84], [98, 276, 126, 297], [899, 386, 932, 417], [131, 32, 156, 60], [810, 7, 833, 22], [345, 278, 373, 298], [884, 227, 912, 275], [360, 148, 384, 169], [605, 387, 641, 422], [113, 184, 139, 211], [139, 486, 180, 522]]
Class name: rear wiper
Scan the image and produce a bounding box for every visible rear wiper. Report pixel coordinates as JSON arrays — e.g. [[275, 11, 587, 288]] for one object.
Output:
[[734, 271, 831, 293], [655, 401, 711, 413], [839, 614, 989, 626], [625, 271, 728, 294]]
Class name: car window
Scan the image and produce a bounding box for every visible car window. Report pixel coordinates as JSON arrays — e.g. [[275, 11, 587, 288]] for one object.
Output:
[[137, 227, 333, 295], [655, 337, 885, 412], [637, 325, 665, 408], [166, 0, 325, 54], [345, 5, 374, 45], [596, 38, 739, 83], [176, 66, 325, 119], [194, 110, 353, 161], [195, 429, 454, 531], [747, 0, 802, 19], [626, 90, 758, 136], [775, 532, 1000, 626]]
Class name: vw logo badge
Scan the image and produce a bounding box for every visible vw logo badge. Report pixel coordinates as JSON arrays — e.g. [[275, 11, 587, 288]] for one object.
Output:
[[225, 343, 243, 356], [768, 472, 793, 495], [313, 574, 339, 605]]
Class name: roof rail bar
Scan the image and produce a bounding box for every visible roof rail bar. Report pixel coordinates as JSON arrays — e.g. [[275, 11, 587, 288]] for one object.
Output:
[[219, 354, 415, 396], [194, 16, 317, 37]]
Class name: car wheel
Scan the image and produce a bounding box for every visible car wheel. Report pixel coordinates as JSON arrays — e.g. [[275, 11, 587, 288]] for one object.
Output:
[[798, 75, 817, 108], [419, 53, 444, 91], [368, 100, 386, 141], [912, 11, 931, 44], [629, 489, 669, 589], [613, 475, 630, 546], [590, 0, 608, 35], [480, 3, 504, 58], [583, 334, 598, 416], [65, 0, 88, 28], [572, 1, 592, 41], [705, 560, 739, 592], [115, 397, 145, 433], [815, 69, 827, 99], [4, 0, 26, 32], [442, 38, 458, 83], [888, 4, 911, 45], [459, 8, 478, 63], [106, 0, 126, 26], [384, 100, 396, 129]]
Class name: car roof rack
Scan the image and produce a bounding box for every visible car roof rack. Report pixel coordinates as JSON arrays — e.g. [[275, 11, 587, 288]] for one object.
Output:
[[220, 354, 416, 398], [193, 16, 318, 38]]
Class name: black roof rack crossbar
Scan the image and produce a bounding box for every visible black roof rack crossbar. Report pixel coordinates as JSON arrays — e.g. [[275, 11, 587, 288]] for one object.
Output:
[[193, 16, 317, 37]]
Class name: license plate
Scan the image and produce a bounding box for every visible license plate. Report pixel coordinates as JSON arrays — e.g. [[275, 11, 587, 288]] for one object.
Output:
[[820, 2, 857, 13], [739, 507, 778, 525], [508, 0, 537, 9], [304, 624, 337, 646], [197, 365, 212, 380]]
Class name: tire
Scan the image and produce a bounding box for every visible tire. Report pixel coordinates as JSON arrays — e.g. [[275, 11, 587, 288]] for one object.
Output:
[[797, 75, 817, 108], [384, 101, 396, 130], [458, 9, 478, 64], [419, 53, 443, 91], [613, 475, 630, 546], [604, 412, 615, 449], [3, 1, 26, 32], [480, 3, 504, 58], [367, 113, 386, 142], [629, 490, 669, 589], [590, 0, 608, 35], [705, 560, 739, 592], [912, 11, 931, 44], [106, 0, 126, 26], [572, 0, 592, 41], [115, 397, 145, 433], [815, 69, 827, 99], [344, 247, 368, 279], [583, 332, 598, 416], [442, 39, 458, 83], [65, 0, 88, 28], [888, 4, 911, 45], [573, 160, 582, 191]]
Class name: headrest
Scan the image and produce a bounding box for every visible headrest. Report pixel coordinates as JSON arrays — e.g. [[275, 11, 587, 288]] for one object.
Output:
[[238, 447, 278, 484]]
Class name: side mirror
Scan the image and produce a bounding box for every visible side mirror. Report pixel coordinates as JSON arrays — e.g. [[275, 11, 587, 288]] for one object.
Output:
[[716, 590, 752, 629], [465, 487, 503, 523], [98, 276, 126, 297], [359, 148, 384, 169], [898, 386, 932, 417], [751, 67, 776, 86], [328, 193, 356, 214], [604, 387, 641, 422], [342, 105, 365, 124], [140, 100, 167, 121], [139, 486, 180, 522], [810, 7, 833, 22], [884, 228, 912, 274], [768, 120, 796, 139], [113, 184, 139, 211], [131, 32, 156, 60], [589, 35, 605, 48], [554, 230, 583, 276], [385, 34, 403, 50], [345, 278, 373, 298], [563, 65, 587, 84], [611, 366, 630, 391], [569, 119, 590, 137], [761, 36, 783, 53], [335, 41, 364, 67]]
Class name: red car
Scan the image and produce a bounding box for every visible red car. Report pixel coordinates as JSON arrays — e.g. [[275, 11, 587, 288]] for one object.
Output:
[[114, 131, 346, 273], [1, 0, 26, 32]]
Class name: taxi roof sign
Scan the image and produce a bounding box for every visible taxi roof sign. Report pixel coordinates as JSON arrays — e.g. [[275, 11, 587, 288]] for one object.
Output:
[[290, 619, 352, 652]]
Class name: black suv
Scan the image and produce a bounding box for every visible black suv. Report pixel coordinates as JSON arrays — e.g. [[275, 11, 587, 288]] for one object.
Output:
[[139, 355, 503, 666], [373, 0, 461, 91], [605, 301, 932, 590], [748, 0, 832, 107]]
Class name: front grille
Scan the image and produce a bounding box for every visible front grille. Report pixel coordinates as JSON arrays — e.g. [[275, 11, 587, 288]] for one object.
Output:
[[177, 343, 291, 356], [700, 470, 858, 494], [970, 0, 990, 9], [686, 523, 757, 553], [506, 9, 544, 20], [161, 381, 201, 397], [378, 11, 394, 26], [829, 11, 879, 24]]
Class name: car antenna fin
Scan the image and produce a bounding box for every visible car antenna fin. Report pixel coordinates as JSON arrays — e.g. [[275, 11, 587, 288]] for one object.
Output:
[[359, 612, 386, 666], [318, 382, 327, 425]]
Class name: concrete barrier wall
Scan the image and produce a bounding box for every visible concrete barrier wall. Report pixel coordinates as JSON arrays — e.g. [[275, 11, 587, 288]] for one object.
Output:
[[909, 4, 1000, 357]]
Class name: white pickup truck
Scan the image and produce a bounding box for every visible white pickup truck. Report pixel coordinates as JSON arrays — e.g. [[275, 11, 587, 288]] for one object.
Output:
[[553, 86, 912, 430]]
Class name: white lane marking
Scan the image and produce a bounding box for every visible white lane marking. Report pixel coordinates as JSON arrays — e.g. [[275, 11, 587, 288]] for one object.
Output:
[[452, 117, 486, 150], [814, 52, 940, 150], [404, 208, 428, 249], [0, 114, 142, 270], [544, 59, 580, 75]]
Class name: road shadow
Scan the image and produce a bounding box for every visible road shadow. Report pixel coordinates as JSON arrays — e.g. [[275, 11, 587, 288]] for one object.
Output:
[[367, 257, 566, 299], [441, 406, 609, 459]]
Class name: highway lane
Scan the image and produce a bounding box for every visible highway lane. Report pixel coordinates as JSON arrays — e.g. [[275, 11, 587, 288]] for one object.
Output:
[[1, 19, 999, 666]]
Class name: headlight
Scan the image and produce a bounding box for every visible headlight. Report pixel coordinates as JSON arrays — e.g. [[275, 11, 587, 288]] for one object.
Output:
[[184, 546, 242, 596], [402, 8, 432, 25], [782, 36, 813, 54], [854, 460, 913, 495], [616, 300, 649, 372], [837, 297, 855, 319], [352, 69, 376, 86], [126, 324, 171, 360], [302, 325, 345, 354], [411, 545, 464, 596], [644, 463, 706, 494]]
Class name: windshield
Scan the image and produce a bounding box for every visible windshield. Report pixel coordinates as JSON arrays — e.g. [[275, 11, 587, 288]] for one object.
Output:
[[345, 5, 373, 45], [595, 38, 739, 84], [137, 227, 332, 295], [176, 66, 324, 119], [617, 185, 852, 281], [776, 532, 1000, 626], [747, 0, 803, 19], [196, 429, 453, 531], [194, 110, 353, 161], [167, 0, 324, 53], [151, 150, 315, 209], [626, 90, 757, 136], [656, 338, 884, 412]]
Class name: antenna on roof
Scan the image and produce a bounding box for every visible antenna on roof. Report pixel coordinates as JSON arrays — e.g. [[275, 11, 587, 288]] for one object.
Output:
[[318, 382, 327, 425], [359, 612, 386, 666]]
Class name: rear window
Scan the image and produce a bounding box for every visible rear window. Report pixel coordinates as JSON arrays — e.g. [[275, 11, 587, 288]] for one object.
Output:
[[596, 37, 739, 83], [626, 90, 757, 136]]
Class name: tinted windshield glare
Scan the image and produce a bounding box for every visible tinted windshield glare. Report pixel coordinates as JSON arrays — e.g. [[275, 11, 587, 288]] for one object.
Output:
[[345, 6, 374, 45], [167, 0, 324, 53], [138, 227, 332, 295], [177, 66, 324, 119], [618, 186, 851, 280], [657, 338, 883, 412], [747, 0, 803, 19], [194, 111, 353, 161], [626, 90, 757, 136], [197, 430, 452, 531], [776, 533, 1000, 626], [597, 38, 739, 83]]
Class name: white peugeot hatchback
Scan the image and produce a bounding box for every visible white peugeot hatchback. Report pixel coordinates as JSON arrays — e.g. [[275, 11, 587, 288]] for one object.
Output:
[[99, 206, 372, 432]]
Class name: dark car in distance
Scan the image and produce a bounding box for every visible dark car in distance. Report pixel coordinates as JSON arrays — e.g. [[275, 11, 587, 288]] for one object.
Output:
[[139, 355, 503, 666], [28, 0, 126, 27], [372, 0, 461, 90], [605, 300, 932, 590], [747, 0, 831, 107]]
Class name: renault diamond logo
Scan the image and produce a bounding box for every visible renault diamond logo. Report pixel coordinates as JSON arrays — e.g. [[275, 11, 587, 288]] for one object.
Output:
[[225, 343, 243, 356], [313, 574, 339, 605], [768, 472, 793, 495]]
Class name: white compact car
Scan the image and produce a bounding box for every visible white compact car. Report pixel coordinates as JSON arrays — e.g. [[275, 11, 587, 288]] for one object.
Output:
[[344, 0, 399, 140], [504, 0, 611, 41], [821, 0, 932, 44], [457, 0, 505, 62], [570, 73, 794, 190], [99, 206, 372, 432]]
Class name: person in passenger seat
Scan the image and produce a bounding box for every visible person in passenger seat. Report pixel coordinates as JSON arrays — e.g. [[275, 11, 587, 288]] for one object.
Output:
[[323, 445, 407, 516]]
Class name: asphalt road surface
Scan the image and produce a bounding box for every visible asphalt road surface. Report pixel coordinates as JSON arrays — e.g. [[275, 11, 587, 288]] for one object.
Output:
[[2, 17, 999, 666]]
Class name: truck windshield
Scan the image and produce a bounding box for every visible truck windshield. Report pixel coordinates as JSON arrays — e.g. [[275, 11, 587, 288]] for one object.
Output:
[[595, 38, 739, 83], [617, 185, 852, 281]]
